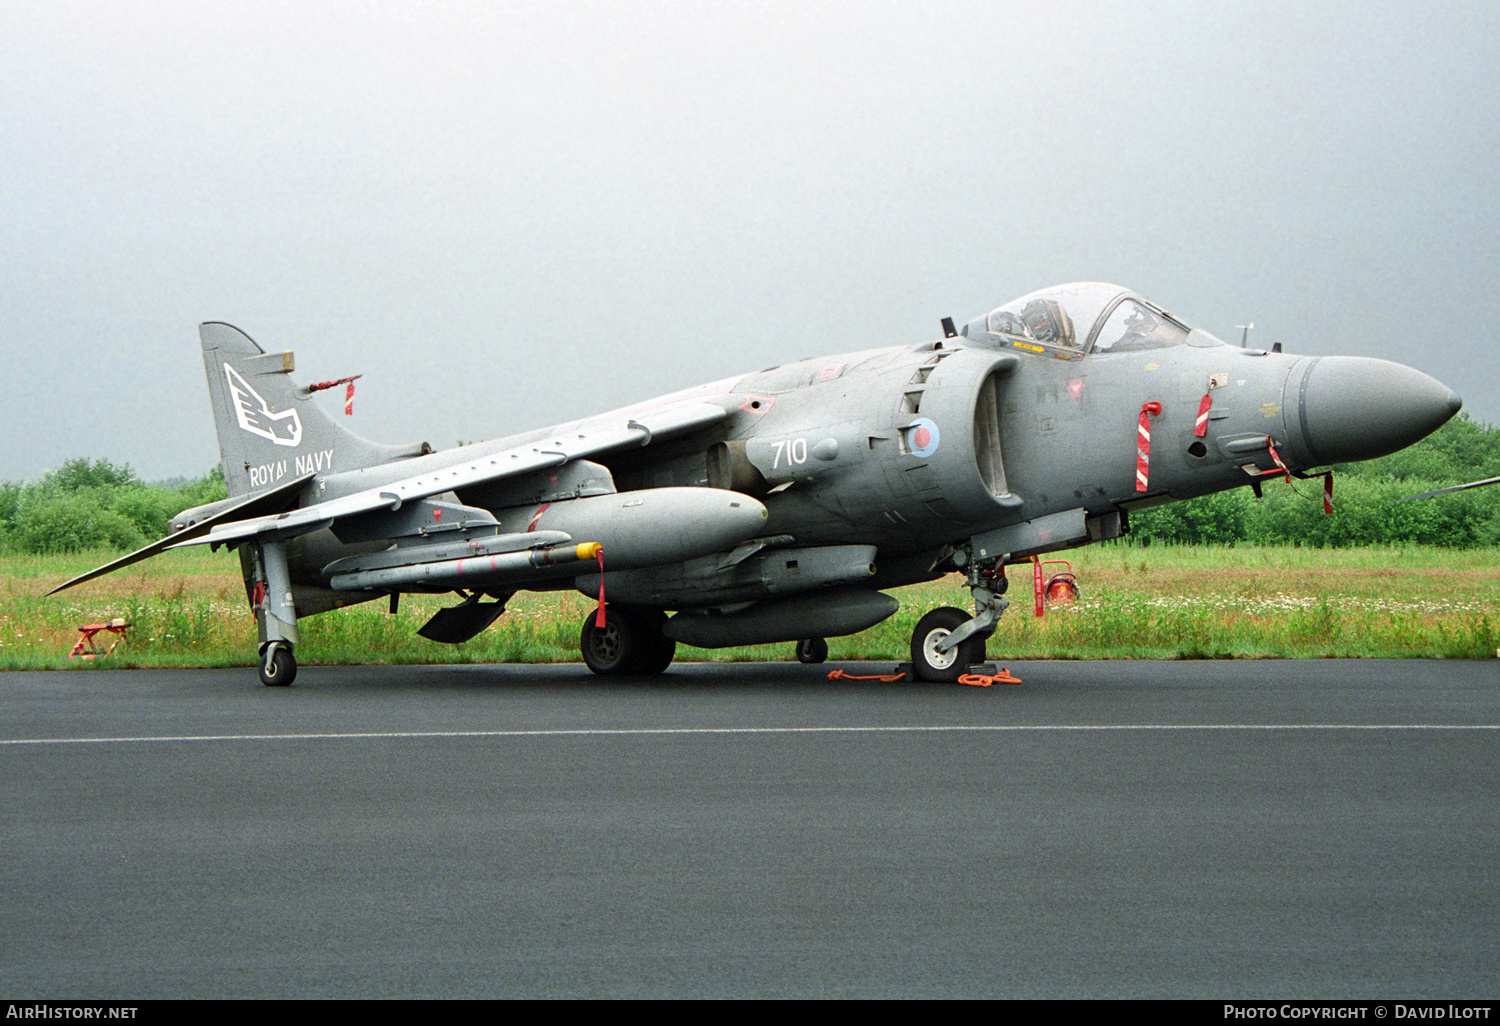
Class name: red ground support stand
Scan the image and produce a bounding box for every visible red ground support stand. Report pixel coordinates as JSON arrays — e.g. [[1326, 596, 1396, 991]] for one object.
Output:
[[1030, 558, 1080, 616], [69, 619, 131, 660]]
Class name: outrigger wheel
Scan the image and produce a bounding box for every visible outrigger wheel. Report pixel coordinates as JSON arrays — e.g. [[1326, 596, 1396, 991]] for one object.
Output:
[[910, 607, 987, 683], [795, 637, 829, 664], [260, 642, 296, 687]]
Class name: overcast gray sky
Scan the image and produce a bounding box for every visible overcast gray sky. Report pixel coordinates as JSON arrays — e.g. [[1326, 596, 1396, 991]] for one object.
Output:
[[3, 0, 1496, 483]]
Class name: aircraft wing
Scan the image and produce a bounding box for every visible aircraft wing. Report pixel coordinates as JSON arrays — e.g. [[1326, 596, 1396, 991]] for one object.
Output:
[[49, 393, 730, 595], [172, 399, 732, 549]]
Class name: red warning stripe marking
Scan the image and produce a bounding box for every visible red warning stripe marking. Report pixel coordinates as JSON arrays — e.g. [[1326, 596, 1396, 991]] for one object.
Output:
[[1265, 436, 1292, 482], [1136, 402, 1161, 492], [308, 375, 361, 416]]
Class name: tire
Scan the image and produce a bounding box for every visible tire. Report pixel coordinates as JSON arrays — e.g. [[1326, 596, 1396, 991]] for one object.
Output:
[[581, 607, 642, 675], [796, 637, 829, 664], [259, 643, 296, 687], [910, 607, 984, 683], [582, 606, 676, 675], [638, 631, 677, 675]]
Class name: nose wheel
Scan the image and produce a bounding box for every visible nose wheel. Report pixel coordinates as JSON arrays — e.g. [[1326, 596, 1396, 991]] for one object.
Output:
[[910, 607, 987, 683]]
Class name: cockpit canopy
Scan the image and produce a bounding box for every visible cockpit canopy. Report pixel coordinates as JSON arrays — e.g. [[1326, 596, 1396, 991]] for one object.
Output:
[[962, 282, 1206, 359]]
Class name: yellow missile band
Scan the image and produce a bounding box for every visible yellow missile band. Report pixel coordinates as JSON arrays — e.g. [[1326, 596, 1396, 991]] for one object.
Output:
[[576, 543, 603, 560]]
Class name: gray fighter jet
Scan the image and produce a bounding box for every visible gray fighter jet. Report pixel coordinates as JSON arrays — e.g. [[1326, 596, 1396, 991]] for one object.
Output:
[[52, 283, 1461, 685]]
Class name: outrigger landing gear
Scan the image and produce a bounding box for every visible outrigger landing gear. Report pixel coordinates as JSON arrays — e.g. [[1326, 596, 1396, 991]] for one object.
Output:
[[795, 637, 829, 664], [260, 641, 296, 687], [908, 547, 1009, 683], [251, 541, 298, 687]]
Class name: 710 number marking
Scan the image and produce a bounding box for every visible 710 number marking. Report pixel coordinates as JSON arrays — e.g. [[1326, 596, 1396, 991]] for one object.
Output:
[[772, 438, 808, 468]]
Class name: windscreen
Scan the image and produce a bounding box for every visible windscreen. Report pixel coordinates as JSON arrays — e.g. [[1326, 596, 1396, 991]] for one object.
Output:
[[1088, 298, 1190, 354]]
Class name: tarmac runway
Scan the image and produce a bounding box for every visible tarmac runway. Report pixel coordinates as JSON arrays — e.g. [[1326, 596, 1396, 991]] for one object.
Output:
[[2, 659, 1496, 999]]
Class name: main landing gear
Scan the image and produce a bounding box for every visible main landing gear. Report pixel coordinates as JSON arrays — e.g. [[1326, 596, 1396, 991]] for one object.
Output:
[[581, 605, 677, 676], [908, 550, 1009, 683]]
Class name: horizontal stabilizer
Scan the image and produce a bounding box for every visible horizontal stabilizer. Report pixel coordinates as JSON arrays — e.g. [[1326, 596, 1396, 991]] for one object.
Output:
[[47, 473, 314, 595]]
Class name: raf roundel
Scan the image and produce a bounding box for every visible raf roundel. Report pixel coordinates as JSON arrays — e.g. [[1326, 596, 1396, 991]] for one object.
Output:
[[905, 417, 940, 458]]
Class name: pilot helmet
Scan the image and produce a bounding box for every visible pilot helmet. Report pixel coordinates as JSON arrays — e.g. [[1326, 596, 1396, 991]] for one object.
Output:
[[1020, 298, 1076, 348]]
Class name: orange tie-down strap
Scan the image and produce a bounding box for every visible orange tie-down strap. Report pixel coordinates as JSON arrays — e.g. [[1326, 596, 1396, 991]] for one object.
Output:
[[958, 668, 1022, 687], [826, 669, 910, 683], [826, 667, 1022, 687]]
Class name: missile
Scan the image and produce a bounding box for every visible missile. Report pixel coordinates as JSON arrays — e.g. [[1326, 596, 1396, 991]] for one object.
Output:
[[322, 530, 572, 578], [330, 541, 603, 592], [329, 489, 769, 591]]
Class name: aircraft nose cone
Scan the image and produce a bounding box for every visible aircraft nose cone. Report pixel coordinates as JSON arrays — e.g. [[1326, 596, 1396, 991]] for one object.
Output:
[[1294, 356, 1461, 465]]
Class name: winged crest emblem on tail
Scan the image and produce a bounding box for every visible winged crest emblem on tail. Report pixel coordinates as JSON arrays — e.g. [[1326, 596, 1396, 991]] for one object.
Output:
[[225, 363, 302, 447]]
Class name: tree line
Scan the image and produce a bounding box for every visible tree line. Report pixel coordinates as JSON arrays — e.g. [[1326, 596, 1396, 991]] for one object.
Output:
[[1128, 414, 1500, 547], [0, 459, 226, 554], [2, 415, 1497, 554]]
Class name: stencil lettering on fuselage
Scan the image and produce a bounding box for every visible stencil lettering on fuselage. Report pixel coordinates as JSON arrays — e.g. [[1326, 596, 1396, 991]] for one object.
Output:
[[295, 448, 335, 474], [246, 448, 334, 488]]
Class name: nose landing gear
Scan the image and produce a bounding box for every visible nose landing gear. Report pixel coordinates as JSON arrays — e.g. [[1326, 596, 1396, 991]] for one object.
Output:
[[910, 607, 986, 682], [908, 549, 1009, 683]]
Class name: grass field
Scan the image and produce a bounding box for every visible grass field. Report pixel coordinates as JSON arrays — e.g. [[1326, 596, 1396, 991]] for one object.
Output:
[[3, 543, 1496, 671]]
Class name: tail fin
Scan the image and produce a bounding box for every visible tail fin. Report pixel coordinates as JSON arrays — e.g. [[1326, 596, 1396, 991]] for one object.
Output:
[[201, 323, 427, 497]]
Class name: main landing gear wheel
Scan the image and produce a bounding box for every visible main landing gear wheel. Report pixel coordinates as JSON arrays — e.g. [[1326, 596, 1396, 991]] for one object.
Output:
[[796, 637, 829, 664], [580, 607, 675, 676], [639, 631, 677, 675], [259, 642, 296, 687], [910, 607, 986, 683]]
